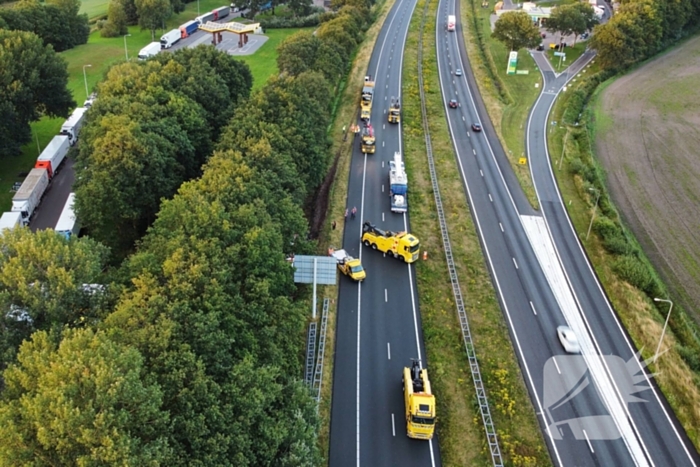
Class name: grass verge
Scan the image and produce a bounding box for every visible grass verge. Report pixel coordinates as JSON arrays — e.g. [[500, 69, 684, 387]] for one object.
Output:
[[548, 60, 700, 450], [461, 0, 541, 209], [402, 0, 550, 465], [315, 0, 395, 462]]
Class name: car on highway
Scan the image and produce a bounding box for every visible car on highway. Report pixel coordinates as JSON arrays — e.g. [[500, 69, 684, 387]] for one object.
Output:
[[449, 99, 458, 108], [557, 326, 581, 354], [471, 122, 482, 132], [455, 68, 462, 76]]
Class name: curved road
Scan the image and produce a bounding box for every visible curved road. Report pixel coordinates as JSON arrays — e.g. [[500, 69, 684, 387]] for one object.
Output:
[[436, 0, 700, 465], [328, 0, 441, 466]]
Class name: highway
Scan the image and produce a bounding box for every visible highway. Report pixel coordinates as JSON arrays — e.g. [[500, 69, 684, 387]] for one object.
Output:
[[434, 0, 700, 464], [327, 0, 441, 465]]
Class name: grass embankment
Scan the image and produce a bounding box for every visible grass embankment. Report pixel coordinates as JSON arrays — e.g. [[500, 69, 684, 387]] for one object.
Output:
[[401, 0, 549, 465], [461, 0, 541, 209], [0, 22, 303, 212], [548, 62, 700, 449], [316, 0, 394, 461]]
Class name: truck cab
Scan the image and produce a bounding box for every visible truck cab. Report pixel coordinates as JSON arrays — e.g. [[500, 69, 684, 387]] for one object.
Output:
[[361, 221, 420, 263], [388, 98, 401, 123], [330, 249, 366, 281], [403, 360, 436, 440], [361, 124, 375, 154]]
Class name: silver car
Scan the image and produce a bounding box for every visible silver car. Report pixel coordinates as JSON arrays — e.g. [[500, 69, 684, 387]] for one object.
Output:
[[557, 326, 581, 354]]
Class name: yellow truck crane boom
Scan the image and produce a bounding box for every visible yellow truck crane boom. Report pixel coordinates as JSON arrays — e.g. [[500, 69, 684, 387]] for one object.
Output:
[[403, 360, 436, 440], [360, 75, 375, 121], [388, 97, 401, 123], [361, 124, 376, 154], [361, 221, 420, 263]]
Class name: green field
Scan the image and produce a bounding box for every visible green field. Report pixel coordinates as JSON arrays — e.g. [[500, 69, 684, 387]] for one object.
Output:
[[0, 18, 306, 211]]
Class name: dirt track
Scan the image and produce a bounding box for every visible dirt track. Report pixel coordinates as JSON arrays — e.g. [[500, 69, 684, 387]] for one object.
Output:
[[595, 35, 700, 321]]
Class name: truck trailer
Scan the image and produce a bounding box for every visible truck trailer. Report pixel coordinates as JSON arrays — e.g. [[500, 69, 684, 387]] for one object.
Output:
[[55, 193, 80, 239], [389, 151, 408, 213], [447, 15, 456, 31], [60, 107, 88, 146], [35, 135, 70, 179], [180, 20, 199, 38], [12, 168, 50, 223], [161, 29, 181, 48], [0, 212, 23, 231], [138, 42, 161, 60], [360, 75, 375, 121], [212, 5, 230, 20], [196, 11, 216, 25]]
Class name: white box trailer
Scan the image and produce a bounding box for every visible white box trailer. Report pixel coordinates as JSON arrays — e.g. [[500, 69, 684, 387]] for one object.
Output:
[[0, 211, 23, 231], [12, 168, 50, 222], [138, 42, 162, 60], [60, 107, 88, 146], [196, 11, 216, 24], [55, 193, 80, 239], [160, 29, 181, 49], [35, 135, 70, 179]]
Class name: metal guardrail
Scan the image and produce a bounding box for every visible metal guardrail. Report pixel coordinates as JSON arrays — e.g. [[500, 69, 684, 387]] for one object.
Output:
[[416, 1, 503, 465], [305, 322, 317, 386], [311, 298, 330, 401]]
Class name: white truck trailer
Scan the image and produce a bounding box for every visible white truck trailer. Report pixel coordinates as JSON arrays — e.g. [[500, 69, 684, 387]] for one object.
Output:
[[12, 168, 50, 223], [138, 42, 162, 60], [55, 193, 80, 239], [0, 212, 23, 231], [60, 107, 88, 146], [35, 135, 70, 179], [160, 29, 181, 49]]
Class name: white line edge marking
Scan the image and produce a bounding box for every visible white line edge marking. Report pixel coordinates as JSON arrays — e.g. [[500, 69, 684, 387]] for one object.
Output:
[[583, 429, 595, 453], [387, 342, 391, 360], [552, 356, 561, 375], [392, 413, 396, 437], [513, 257, 519, 270], [530, 301, 537, 316], [499, 222, 504, 232]]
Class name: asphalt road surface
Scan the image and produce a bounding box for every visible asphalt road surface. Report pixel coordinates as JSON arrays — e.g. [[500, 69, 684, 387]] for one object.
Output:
[[30, 157, 75, 233], [327, 0, 441, 465], [436, 0, 700, 463]]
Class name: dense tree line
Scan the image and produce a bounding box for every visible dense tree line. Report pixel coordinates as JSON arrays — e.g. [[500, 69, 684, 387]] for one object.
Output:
[[0, 0, 376, 463], [0, 0, 89, 52], [591, 0, 700, 70], [0, 29, 74, 158]]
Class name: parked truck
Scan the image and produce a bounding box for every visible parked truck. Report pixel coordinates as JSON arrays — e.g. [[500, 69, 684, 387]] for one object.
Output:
[[180, 20, 199, 38], [212, 5, 230, 20], [138, 42, 161, 60], [0, 212, 23, 231], [196, 11, 216, 25], [447, 15, 456, 31], [388, 97, 401, 123], [361, 221, 420, 263], [389, 151, 408, 213], [360, 75, 375, 121], [330, 248, 366, 281], [35, 135, 70, 179], [60, 107, 88, 146], [12, 168, 50, 223], [403, 360, 436, 440], [161, 29, 182, 48], [361, 124, 375, 154], [55, 193, 80, 239]]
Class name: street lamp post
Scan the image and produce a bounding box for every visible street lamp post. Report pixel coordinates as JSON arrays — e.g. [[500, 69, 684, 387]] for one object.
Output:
[[82, 64, 92, 100], [123, 34, 132, 61], [653, 298, 673, 363], [585, 187, 600, 241]]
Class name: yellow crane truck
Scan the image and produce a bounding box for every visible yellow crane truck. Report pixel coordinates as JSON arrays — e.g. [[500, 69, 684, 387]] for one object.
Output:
[[360, 75, 375, 122], [361, 124, 376, 154], [361, 221, 420, 263], [388, 97, 401, 123], [403, 360, 436, 440]]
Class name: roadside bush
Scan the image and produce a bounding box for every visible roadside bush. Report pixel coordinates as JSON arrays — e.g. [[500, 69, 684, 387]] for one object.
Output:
[[677, 345, 700, 373], [612, 255, 656, 295], [592, 215, 620, 241], [259, 12, 321, 28], [603, 234, 631, 256]]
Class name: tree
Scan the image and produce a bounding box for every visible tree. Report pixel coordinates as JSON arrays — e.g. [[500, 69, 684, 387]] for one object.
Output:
[[102, 0, 129, 37], [0, 29, 74, 158], [0, 329, 170, 466], [135, 0, 171, 41], [287, 0, 312, 17], [491, 11, 541, 51], [546, 3, 598, 46], [0, 228, 110, 369]]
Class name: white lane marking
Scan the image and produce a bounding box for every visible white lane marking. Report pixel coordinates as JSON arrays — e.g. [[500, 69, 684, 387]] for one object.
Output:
[[552, 356, 562, 375], [387, 342, 391, 360], [382, 184, 385, 193], [488, 194, 493, 202], [480, 170, 483, 177], [583, 430, 595, 453], [530, 301, 537, 315], [473, 149, 476, 155], [499, 223, 504, 232], [392, 413, 396, 437], [382, 212, 385, 222], [385, 289, 388, 302], [513, 257, 519, 270]]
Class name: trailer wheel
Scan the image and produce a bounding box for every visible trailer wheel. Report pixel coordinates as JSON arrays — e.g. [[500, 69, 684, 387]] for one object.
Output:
[[399, 255, 405, 262], [371, 243, 377, 250], [363, 239, 371, 247]]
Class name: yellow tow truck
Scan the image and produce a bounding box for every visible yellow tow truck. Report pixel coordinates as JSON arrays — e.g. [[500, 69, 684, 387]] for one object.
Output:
[[403, 360, 436, 440], [361, 221, 420, 263], [330, 248, 366, 281], [388, 97, 401, 123], [361, 124, 376, 154], [360, 75, 375, 122]]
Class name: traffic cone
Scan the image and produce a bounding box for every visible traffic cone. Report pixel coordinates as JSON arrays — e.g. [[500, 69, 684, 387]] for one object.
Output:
[[423, 251, 428, 261]]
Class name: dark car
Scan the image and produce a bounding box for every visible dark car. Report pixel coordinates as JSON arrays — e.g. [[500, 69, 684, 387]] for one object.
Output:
[[449, 99, 458, 108], [471, 122, 482, 132], [455, 68, 462, 76], [536, 43, 545, 51]]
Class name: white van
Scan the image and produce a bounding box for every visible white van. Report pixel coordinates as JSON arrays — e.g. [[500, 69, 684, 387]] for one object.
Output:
[[138, 42, 162, 60], [160, 29, 181, 49]]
